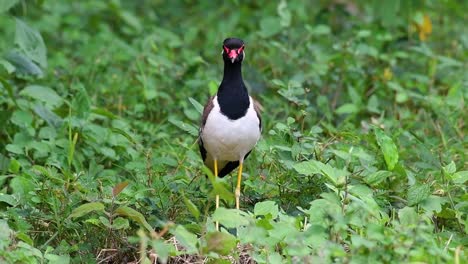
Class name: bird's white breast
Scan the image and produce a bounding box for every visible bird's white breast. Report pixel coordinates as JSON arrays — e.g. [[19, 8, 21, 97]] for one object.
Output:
[[201, 96, 260, 162]]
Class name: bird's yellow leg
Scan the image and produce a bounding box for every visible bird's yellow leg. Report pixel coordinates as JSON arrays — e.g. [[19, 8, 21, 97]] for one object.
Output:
[[235, 162, 243, 210], [214, 159, 219, 231]]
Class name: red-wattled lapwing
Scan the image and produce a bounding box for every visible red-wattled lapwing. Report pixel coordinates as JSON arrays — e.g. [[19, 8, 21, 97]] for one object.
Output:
[[199, 38, 262, 227]]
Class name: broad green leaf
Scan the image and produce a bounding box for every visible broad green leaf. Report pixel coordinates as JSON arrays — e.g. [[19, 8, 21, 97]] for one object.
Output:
[[17, 242, 43, 259], [112, 217, 130, 230], [11, 110, 33, 127], [150, 240, 174, 262], [8, 158, 20, 173], [407, 184, 431, 206], [374, 0, 400, 27], [420, 195, 446, 214], [115, 206, 153, 232], [0, 193, 18, 206], [335, 103, 359, 114], [33, 104, 63, 128], [374, 128, 399, 170], [20, 85, 63, 109], [259, 17, 281, 38], [398, 207, 418, 226], [0, 220, 12, 241], [4, 51, 43, 77], [204, 231, 237, 255], [212, 207, 249, 228], [44, 253, 70, 264], [309, 24, 330, 35], [452, 171, 468, 184], [364, 170, 392, 186], [443, 161, 456, 174], [10, 176, 35, 199], [172, 225, 198, 254], [15, 19, 47, 68], [293, 160, 347, 187], [254, 201, 279, 218], [0, 0, 18, 13], [70, 202, 105, 219]]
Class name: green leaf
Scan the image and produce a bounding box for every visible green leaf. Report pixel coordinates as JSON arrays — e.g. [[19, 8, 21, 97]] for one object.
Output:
[[112, 217, 130, 230], [374, 0, 400, 27], [443, 161, 456, 174], [150, 240, 174, 262], [120, 11, 142, 32], [20, 85, 63, 109], [309, 24, 330, 35], [182, 193, 200, 220], [10, 176, 35, 199], [15, 18, 47, 68], [407, 184, 431, 206], [69, 202, 105, 219], [168, 118, 199, 136], [202, 166, 233, 203], [0, 193, 18, 206], [115, 206, 153, 232], [452, 171, 468, 184], [259, 17, 281, 38], [172, 225, 198, 254], [4, 51, 43, 77], [212, 207, 249, 228], [44, 253, 70, 264], [364, 170, 392, 186], [8, 158, 20, 173], [254, 201, 279, 218], [204, 231, 237, 255], [293, 160, 347, 187], [0, 59, 15, 73], [0, 0, 18, 13], [188, 97, 204, 114], [11, 110, 33, 127], [33, 104, 63, 128], [335, 103, 359, 114], [72, 84, 91, 119], [420, 195, 446, 214], [398, 207, 418, 226], [374, 128, 399, 170]]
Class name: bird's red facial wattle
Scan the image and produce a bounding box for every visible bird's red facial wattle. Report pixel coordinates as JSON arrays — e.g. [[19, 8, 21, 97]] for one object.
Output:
[[223, 45, 244, 63]]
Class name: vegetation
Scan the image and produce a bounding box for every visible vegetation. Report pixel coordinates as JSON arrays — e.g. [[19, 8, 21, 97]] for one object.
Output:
[[0, 1, 466, 263]]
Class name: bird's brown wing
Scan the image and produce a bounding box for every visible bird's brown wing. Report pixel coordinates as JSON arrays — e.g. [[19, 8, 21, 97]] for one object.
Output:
[[252, 98, 263, 131], [199, 96, 215, 162]]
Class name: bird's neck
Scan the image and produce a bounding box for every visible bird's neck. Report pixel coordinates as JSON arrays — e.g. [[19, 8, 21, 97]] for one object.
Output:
[[217, 61, 250, 120]]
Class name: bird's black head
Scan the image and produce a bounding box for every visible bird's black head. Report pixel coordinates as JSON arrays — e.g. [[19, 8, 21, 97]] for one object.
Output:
[[222, 38, 245, 64]]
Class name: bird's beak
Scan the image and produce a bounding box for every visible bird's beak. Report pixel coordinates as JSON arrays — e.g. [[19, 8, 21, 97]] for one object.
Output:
[[228, 49, 239, 63]]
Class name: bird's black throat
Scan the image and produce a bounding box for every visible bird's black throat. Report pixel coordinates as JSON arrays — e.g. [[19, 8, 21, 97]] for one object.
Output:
[[217, 61, 250, 120]]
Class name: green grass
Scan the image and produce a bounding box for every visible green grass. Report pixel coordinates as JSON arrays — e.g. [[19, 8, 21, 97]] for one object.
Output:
[[0, 1, 467, 263]]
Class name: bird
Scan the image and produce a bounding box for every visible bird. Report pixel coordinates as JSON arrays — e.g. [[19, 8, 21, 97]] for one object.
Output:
[[198, 38, 262, 228]]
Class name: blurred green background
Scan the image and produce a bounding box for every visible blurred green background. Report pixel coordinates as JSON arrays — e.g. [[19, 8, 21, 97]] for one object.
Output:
[[0, 0, 466, 263]]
